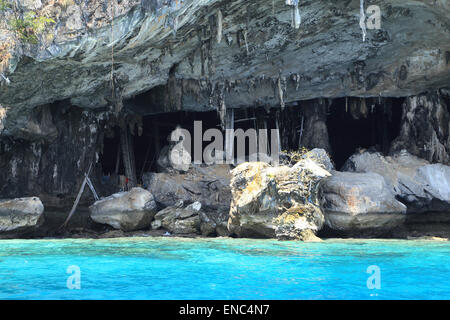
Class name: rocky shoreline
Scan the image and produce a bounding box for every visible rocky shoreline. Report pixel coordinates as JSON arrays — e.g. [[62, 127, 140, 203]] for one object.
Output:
[[0, 1, 449, 242], [1, 149, 449, 241]]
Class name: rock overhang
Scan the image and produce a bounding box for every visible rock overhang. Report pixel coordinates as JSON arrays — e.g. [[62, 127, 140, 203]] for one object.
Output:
[[0, 0, 448, 117]]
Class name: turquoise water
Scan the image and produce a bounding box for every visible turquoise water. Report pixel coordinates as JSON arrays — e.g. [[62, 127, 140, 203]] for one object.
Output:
[[0, 237, 449, 300]]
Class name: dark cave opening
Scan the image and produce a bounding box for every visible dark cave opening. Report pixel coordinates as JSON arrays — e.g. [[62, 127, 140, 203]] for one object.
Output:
[[99, 96, 404, 181], [98, 107, 282, 184], [327, 97, 403, 169], [99, 110, 222, 184]]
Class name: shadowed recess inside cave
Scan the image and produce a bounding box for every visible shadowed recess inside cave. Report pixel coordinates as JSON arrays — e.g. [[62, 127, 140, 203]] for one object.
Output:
[[327, 97, 403, 169], [98, 107, 283, 182], [99, 96, 405, 181]]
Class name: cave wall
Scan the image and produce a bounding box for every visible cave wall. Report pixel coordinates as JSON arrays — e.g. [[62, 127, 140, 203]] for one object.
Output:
[[0, 104, 106, 206], [390, 91, 450, 165], [0, 0, 449, 131], [0, 0, 449, 203]]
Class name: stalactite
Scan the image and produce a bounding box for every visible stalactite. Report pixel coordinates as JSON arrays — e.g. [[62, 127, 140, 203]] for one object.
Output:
[[359, 0, 366, 42], [291, 73, 300, 91], [173, 15, 178, 38], [286, 0, 301, 29], [293, 2, 301, 29], [217, 82, 227, 130], [217, 10, 223, 44], [278, 77, 285, 110], [243, 29, 249, 54], [225, 33, 233, 46]]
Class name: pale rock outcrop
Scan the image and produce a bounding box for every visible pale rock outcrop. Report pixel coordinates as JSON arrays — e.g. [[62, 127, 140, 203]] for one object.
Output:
[[89, 187, 157, 231], [320, 171, 407, 233], [302, 148, 335, 171], [228, 159, 331, 241], [0, 197, 44, 234], [342, 150, 450, 213]]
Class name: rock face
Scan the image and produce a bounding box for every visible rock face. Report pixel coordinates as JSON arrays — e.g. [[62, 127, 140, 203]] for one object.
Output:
[[390, 92, 450, 165], [342, 150, 450, 213], [0, 1, 449, 133], [143, 164, 231, 213], [228, 159, 331, 240], [302, 148, 335, 172], [89, 187, 158, 231], [151, 194, 230, 236], [320, 171, 407, 234], [152, 201, 201, 235], [0, 106, 104, 204], [0, 197, 44, 235]]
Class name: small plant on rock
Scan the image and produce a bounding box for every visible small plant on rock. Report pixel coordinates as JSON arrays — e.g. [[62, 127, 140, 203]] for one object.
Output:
[[9, 11, 55, 44]]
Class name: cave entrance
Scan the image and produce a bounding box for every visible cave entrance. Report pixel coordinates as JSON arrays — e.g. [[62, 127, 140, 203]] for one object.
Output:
[[327, 97, 403, 169], [99, 107, 281, 187], [99, 110, 223, 186]]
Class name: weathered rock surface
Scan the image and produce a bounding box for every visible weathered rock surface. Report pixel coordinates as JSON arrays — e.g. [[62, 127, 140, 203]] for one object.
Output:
[[0, 197, 44, 235], [89, 187, 157, 231], [198, 209, 230, 237], [320, 171, 407, 233], [143, 164, 231, 212], [152, 201, 201, 235], [228, 159, 331, 240], [0, 106, 105, 202], [342, 150, 450, 213], [390, 92, 450, 165], [0, 1, 449, 137], [302, 148, 335, 172], [156, 142, 191, 173]]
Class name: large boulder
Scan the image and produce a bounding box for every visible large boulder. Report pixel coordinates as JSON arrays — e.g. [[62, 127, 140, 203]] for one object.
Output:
[[89, 187, 158, 231], [0, 197, 44, 235], [152, 201, 201, 235], [143, 164, 231, 212], [320, 171, 407, 234], [228, 159, 331, 241], [342, 150, 450, 213]]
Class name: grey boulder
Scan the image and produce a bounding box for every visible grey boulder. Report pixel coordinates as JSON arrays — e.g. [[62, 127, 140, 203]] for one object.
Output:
[[320, 171, 407, 233], [342, 150, 450, 213], [152, 201, 201, 235], [143, 164, 232, 212], [0, 197, 44, 234], [89, 187, 158, 231]]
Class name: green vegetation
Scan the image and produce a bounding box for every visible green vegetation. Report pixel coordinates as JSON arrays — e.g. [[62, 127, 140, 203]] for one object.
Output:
[[0, 0, 12, 11], [9, 11, 55, 44], [1, 1, 55, 44]]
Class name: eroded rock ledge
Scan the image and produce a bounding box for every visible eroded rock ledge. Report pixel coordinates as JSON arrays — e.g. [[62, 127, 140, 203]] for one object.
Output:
[[0, 1, 449, 130]]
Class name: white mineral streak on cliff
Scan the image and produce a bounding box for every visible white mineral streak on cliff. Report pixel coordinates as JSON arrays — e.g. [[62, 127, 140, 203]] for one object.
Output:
[[217, 10, 223, 43], [360, 0, 366, 42]]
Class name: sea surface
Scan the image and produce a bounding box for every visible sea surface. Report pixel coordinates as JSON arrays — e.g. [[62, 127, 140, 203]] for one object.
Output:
[[0, 237, 448, 299]]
